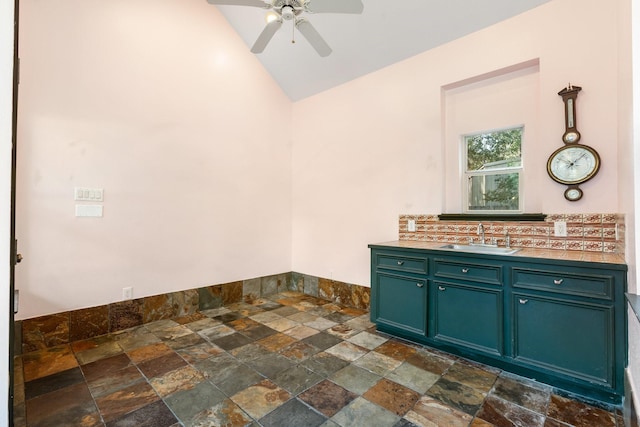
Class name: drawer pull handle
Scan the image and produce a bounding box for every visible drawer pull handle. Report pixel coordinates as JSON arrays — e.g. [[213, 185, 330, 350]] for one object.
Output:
[[438, 286, 446, 291], [416, 283, 424, 288], [462, 268, 469, 273], [519, 298, 529, 305], [554, 279, 564, 285], [397, 261, 404, 266]]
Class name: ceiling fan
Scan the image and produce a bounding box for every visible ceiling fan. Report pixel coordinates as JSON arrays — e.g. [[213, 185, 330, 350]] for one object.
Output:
[[206, 0, 364, 57]]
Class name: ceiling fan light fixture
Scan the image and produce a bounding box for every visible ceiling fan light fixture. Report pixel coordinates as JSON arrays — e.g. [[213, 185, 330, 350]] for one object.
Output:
[[265, 11, 279, 23]]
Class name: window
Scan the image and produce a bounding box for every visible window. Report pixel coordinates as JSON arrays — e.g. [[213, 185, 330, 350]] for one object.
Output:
[[463, 127, 523, 212]]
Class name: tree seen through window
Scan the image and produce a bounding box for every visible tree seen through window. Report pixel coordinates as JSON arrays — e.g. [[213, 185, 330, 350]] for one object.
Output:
[[465, 127, 522, 211]]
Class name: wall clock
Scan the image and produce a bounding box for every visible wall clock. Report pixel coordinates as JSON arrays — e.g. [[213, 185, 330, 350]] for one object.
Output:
[[547, 84, 601, 201]]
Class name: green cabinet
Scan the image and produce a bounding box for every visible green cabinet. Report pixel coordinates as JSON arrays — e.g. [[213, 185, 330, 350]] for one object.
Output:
[[432, 281, 503, 356], [513, 293, 614, 387], [375, 272, 427, 336], [369, 244, 627, 404], [430, 256, 504, 356], [511, 264, 621, 394], [370, 251, 428, 340]]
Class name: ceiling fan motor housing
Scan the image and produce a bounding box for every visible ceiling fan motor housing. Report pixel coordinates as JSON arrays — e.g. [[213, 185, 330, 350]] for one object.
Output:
[[272, 0, 304, 8], [281, 6, 295, 20], [273, 0, 304, 19]]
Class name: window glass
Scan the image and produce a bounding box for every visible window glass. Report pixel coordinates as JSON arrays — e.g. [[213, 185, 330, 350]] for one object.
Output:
[[464, 127, 523, 212]]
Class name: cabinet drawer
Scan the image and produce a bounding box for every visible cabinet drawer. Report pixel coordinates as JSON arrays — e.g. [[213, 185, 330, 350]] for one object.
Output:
[[376, 253, 428, 274], [434, 259, 502, 285], [512, 268, 613, 300]]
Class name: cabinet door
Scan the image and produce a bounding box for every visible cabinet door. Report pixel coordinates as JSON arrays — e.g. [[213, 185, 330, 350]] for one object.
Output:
[[374, 272, 427, 336], [432, 282, 503, 356], [513, 294, 614, 388]]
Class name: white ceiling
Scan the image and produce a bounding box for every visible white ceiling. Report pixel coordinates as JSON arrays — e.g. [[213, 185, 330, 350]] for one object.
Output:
[[214, 0, 551, 101]]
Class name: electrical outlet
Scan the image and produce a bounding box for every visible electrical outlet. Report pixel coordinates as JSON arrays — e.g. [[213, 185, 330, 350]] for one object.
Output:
[[554, 221, 567, 237], [408, 219, 416, 232], [122, 287, 133, 300]]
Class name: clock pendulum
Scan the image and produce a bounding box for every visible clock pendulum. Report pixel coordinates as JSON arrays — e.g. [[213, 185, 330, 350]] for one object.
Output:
[[546, 84, 601, 201]]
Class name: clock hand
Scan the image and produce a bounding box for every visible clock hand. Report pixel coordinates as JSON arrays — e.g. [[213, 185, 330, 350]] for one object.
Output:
[[559, 157, 575, 168], [573, 152, 587, 163]]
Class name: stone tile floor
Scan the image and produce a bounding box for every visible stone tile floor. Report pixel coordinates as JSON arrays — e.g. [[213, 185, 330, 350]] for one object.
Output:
[[13, 292, 624, 426]]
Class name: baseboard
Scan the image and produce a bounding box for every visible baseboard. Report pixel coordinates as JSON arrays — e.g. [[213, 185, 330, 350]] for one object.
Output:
[[15, 272, 370, 354]]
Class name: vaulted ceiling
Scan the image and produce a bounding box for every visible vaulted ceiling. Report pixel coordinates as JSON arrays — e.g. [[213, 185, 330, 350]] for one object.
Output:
[[213, 0, 551, 101]]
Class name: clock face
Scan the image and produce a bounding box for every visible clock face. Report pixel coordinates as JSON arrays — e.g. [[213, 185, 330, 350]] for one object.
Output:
[[547, 145, 600, 185]]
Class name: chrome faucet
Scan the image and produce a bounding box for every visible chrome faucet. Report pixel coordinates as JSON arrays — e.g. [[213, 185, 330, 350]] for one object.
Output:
[[477, 223, 486, 245]]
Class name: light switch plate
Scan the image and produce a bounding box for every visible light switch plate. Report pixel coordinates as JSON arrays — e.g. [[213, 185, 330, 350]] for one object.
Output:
[[408, 219, 416, 232], [75, 205, 103, 217], [75, 187, 104, 202]]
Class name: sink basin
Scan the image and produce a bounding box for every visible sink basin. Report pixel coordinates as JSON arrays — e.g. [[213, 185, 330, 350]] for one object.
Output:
[[438, 244, 521, 255]]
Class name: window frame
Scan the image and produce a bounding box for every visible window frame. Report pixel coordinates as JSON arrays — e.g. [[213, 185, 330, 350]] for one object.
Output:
[[462, 126, 524, 214]]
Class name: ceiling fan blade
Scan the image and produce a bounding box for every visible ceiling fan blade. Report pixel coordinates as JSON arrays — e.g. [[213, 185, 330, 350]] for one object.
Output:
[[305, 0, 363, 14], [206, 0, 270, 7], [251, 19, 283, 53], [296, 19, 332, 57]]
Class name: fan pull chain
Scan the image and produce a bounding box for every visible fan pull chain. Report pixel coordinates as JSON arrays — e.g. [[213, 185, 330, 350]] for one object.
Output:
[[291, 19, 296, 44]]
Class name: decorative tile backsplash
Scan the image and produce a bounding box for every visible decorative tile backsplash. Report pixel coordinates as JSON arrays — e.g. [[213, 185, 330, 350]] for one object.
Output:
[[399, 213, 624, 254]]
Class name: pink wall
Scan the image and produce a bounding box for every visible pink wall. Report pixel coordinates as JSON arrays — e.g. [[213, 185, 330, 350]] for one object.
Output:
[[16, 0, 293, 319], [291, 0, 623, 287]]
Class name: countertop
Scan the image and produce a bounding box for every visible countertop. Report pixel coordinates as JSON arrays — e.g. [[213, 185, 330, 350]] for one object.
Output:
[[369, 240, 627, 266]]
